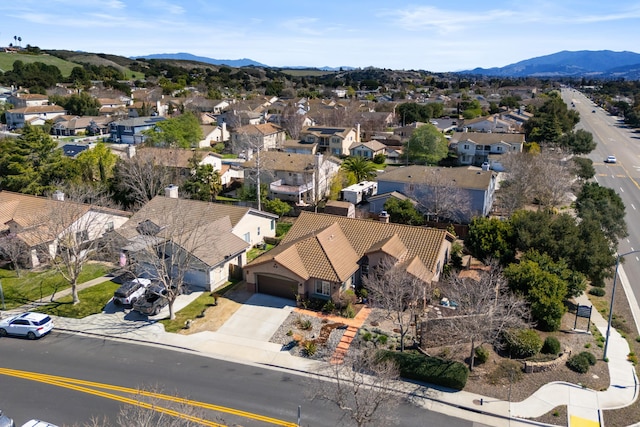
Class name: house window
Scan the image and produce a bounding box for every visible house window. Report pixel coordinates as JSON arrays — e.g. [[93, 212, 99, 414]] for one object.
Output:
[[464, 144, 469, 149], [270, 219, 275, 230], [331, 137, 340, 144], [105, 222, 114, 232], [497, 146, 503, 152], [76, 230, 89, 242], [243, 232, 250, 242], [257, 226, 261, 236], [315, 280, 331, 296]]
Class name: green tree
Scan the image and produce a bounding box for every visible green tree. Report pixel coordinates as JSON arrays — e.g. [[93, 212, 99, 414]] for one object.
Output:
[[383, 198, 424, 225], [341, 156, 378, 183], [571, 157, 596, 181], [182, 164, 222, 202], [50, 92, 101, 116], [405, 124, 448, 165], [0, 125, 76, 194], [263, 199, 291, 217], [75, 142, 118, 184], [142, 112, 203, 148], [465, 217, 516, 265], [576, 182, 627, 246], [558, 129, 596, 154]]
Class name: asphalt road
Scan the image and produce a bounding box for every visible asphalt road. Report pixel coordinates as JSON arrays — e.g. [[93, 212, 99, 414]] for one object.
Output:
[[0, 332, 475, 427], [562, 88, 640, 331]]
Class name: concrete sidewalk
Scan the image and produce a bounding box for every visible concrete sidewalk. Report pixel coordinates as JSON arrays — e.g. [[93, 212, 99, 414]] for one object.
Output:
[[4, 275, 639, 427]]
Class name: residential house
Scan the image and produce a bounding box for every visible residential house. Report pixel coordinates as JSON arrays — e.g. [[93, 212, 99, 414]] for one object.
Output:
[[243, 211, 454, 301], [449, 132, 524, 169], [198, 123, 230, 148], [0, 190, 130, 268], [98, 97, 130, 116], [376, 165, 497, 223], [7, 93, 49, 108], [52, 116, 113, 136], [108, 116, 166, 144], [299, 125, 360, 156], [132, 147, 234, 186], [368, 191, 417, 215], [281, 139, 318, 155], [348, 139, 386, 158], [243, 152, 341, 205], [461, 114, 515, 133], [230, 123, 286, 154], [5, 105, 67, 129], [116, 191, 278, 291]]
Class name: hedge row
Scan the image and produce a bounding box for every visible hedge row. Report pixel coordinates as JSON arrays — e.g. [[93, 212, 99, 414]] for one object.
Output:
[[378, 350, 469, 390]]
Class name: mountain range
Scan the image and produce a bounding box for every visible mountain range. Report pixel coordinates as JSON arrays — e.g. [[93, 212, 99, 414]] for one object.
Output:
[[135, 50, 640, 78], [460, 50, 640, 78]]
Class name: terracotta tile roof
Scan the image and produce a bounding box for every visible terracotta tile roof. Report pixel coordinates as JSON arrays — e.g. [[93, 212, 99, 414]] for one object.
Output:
[[9, 105, 66, 114], [135, 147, 221, 169], [450, 132, 525, 144], [250, 211, 452, 282], [235, 123, 283, 136], [378, 165, 495, 191], [243, 151, 319, 173]]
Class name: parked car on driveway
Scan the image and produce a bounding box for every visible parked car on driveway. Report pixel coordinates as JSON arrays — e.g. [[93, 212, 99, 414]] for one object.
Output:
[[113, 278, 152, 306], [133, 283, 169, 316], [0, 312, 54, 340]]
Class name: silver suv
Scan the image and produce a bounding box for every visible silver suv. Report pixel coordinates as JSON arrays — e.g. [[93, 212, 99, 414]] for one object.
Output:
[[112, 278, 152, 306], [0, 410, 15, 427]]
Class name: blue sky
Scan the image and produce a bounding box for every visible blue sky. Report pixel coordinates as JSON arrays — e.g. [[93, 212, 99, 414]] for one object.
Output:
[[1, 0, 639, 71]]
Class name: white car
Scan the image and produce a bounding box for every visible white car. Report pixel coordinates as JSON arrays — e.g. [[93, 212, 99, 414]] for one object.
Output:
[[0, 312, 54, 340], [112, 278, 152, 306], [605, 155, 617, 164], [21, 420, 58, 427]]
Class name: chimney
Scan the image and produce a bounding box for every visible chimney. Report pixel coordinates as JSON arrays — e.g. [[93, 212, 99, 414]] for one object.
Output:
[[222, 122, 228, 140], [127, 144, 136, 158], [165, 184, 179, 199], [356, 123, 361, 142], [52, 190, 65, 201], [379, 210, 390, 223]]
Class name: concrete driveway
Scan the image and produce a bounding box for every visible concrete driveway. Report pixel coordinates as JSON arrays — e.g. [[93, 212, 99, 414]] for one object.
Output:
[[216, 293, 296, 341]]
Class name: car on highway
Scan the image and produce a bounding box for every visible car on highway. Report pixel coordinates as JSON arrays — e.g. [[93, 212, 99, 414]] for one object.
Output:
[[0, 312, 54, 340], [605, 155, 617, 164], [132, 283, 169, 316], [112, 278, 152, 306]]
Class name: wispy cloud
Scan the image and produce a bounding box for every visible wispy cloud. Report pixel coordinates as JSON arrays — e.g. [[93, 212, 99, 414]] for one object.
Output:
[[280, 17, 323, 36], [386, 6, 517, 33]]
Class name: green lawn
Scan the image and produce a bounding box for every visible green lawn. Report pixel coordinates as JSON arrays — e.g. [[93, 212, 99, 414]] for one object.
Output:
[[0, 263, 111, 310], [0, 52, 78, 76], [37, 280, 120, 318]]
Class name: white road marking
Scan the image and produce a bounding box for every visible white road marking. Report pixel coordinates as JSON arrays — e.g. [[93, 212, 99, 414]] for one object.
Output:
[[632, 204, 637, 211]]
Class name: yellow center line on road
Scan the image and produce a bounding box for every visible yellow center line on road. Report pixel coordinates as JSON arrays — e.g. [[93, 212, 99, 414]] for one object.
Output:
[[0, 368, 297, 427]]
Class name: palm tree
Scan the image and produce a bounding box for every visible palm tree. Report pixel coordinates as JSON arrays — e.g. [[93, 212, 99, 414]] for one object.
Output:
[[341, 156, 378, 183], [17, 37, 21, 47]]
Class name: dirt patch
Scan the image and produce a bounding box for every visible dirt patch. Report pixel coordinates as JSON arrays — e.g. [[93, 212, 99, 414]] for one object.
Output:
[[178, 283, 253, 335]]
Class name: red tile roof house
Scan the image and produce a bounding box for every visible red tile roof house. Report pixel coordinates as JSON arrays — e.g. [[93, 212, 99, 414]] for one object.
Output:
[[243, 211, 454, 302]]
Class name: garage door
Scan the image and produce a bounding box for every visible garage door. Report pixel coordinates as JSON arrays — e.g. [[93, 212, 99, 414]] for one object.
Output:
[[256, 274, 298, 300]]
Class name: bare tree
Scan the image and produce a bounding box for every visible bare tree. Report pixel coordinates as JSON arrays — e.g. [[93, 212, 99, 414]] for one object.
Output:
[[281, 102, 306, 139], [309, 350, 400, 427], [0, 233, 27, 277], [405, 168, 472, 223], [124, 198, 211, 320], [32, 186, 124, 304], [363, 256, 426, 351], [435, 264, 531, 370], [113, 155, 173, 209]]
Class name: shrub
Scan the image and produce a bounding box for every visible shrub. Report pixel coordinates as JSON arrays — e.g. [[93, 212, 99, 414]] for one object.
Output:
[[376, 334, 388, 345], [343, 302, 356, 319], [589, 287, 606, 297], [378, 350, 469, 390], [362, 331, 373, 342], [628, 352, 638, 365], [542, 336, 561, 355], [567, 354, 590, 373], [474, 346, 490, 364], [302, 341, 317, 356], [579, 351, 596, 366], [504, 329, 543, 359], [322, 300, 336, 314], [296, 317, 312, 330], [373, 153, 386, 164]]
